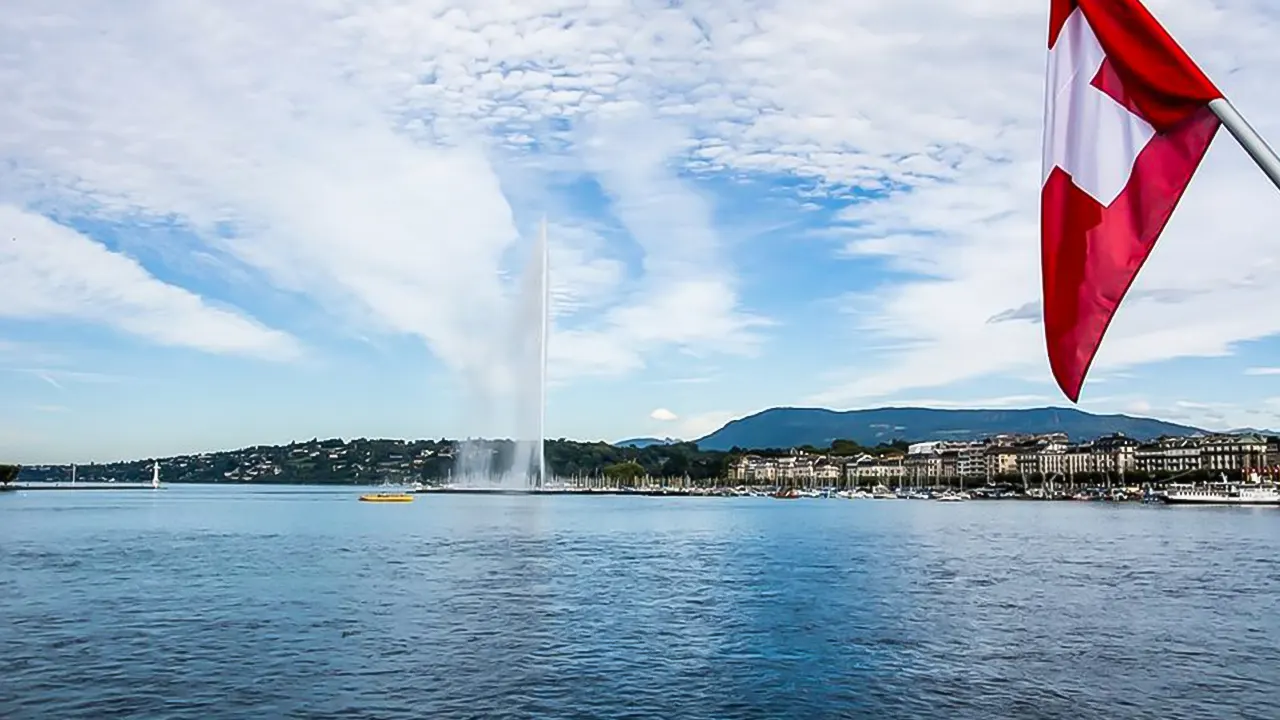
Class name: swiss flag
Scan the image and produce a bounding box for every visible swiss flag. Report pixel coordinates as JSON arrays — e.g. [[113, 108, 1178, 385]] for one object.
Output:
[[1042, 0, 1223, 401]]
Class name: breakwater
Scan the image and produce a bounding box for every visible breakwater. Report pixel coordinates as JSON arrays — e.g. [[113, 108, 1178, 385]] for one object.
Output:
[[12, 483, 158, 491]]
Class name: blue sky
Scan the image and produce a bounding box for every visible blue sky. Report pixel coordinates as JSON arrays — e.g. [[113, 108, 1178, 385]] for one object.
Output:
[[5, 0, 1280, 464]]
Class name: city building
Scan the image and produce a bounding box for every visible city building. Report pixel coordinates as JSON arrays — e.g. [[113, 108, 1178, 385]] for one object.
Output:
[[724, 432, 1271, 486]]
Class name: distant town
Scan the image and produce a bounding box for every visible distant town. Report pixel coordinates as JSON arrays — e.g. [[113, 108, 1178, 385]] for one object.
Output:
[[730, 432, 1273, 489], [4, 430, 1276, 490]]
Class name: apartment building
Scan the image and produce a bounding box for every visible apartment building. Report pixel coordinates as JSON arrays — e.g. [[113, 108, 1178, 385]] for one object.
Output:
[[727, 432, 1272, 485]]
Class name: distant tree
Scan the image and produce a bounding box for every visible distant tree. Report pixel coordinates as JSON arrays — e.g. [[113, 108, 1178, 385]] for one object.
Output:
[[0, 464, 19, 486], [992, 473, 1023, 488], [829, 439, 865, 456], [603, 461, 645, 485], [663, 453, 690, 478], [695, 453, 730, 481], [876, 439, 911, 454]]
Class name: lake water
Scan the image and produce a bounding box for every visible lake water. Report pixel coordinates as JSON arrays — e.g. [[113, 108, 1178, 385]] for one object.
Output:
[[1, 486, 1277, 719]]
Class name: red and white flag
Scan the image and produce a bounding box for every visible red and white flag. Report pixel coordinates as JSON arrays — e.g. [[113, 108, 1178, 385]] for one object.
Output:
[[1042, 0, 1223, 401]]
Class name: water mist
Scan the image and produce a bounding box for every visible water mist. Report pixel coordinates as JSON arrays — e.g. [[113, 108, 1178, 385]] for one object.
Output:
[[453, 219, 550, 489]]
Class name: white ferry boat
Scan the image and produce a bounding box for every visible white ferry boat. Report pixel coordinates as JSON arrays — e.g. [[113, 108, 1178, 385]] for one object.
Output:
[[1162, 475, 1280, 506]]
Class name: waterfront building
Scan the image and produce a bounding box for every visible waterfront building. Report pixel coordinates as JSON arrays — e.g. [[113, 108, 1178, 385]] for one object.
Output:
[[1135, 437, 1201, 475], [846, 454, 905, 486], [1199, 434, 1266, 472], [725, 432, 1276, 486]]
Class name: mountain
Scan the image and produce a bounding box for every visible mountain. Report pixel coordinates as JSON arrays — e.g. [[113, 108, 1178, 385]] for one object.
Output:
[[615, 437, 679, 448], [1224, 427, 1279, 436], [694, 407, 1208, 451]]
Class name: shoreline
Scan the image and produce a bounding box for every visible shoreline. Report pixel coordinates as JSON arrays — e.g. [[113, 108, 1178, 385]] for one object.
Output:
[[415, 487, 1133, 502], [3, 483, 1197, 505], [4, 483, 1105, 501]]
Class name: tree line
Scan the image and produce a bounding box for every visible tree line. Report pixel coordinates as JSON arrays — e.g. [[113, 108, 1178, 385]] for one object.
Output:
[[4, 440, 1252, 487], [0, 437, 917, 486]]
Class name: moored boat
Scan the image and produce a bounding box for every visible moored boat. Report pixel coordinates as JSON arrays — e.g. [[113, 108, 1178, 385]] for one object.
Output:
[[1161, 481, 1280, 506]]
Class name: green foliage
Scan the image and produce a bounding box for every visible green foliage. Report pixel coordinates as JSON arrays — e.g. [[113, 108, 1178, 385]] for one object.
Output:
[[603, 460, 646, 484], [663, 452, 690, 478], [542, 439, 726, 481], [1123, 470, 1153, 485], [3, 435, 917, 487], [11, 437, 741, 485], [0, 464, 18, 485]]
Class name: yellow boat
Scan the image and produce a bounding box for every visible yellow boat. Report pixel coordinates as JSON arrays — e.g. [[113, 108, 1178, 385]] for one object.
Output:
[[358, 493, 415, 503]]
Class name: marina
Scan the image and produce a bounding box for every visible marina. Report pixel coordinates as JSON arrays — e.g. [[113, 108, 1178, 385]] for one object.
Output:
[[11, 479, 1279, 505], [409, 480, 1280, 504]]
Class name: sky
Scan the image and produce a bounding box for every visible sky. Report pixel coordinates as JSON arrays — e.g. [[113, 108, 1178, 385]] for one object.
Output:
[[5, 0, 1280, 464]]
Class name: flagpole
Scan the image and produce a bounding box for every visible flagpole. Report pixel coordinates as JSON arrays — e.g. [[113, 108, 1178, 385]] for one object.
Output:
[[1208, 98, 1280, 192]]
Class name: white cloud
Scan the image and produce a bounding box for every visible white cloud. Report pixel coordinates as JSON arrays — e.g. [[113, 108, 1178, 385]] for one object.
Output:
[[0, 0, 768, 402], [1245, 367, 1280, 376], [544, 223, 626, 321], [677, 410, 742, 441], [874, 395, 1055, 410], [661, 376, 716, 385], [8, 368, 126, 388], [1126, 400, 1153, 415], [649, 407, 678, 422], [1175, 400, 1232, 411], [549, 107, 770, 379], [34, 372, 62, 391], [798, 1, 1280, 403], [0, 340, 65, 367], [0, 207, 299, 360], [1055, 395, 1280, 432], [3, 0, 1278, 417]]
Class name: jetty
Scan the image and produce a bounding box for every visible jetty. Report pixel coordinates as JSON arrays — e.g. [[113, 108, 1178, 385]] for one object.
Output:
[[14, 483, 160, 491]]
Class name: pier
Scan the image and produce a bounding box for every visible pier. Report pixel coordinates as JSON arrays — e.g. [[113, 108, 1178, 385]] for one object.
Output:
[[13, 483, 160, 491]]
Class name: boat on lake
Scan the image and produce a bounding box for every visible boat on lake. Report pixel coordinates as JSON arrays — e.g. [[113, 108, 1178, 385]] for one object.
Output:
[[1161, 476, 1280, 506], [358, 493, 415, 503]]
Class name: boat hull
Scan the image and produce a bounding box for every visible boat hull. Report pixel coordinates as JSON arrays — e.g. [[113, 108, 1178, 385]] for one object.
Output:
[[359, 494, 415, 503], [1161, 496, 1280, 506]]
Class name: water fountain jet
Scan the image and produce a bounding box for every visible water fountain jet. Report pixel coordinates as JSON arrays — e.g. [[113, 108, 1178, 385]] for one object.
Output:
[[452, 218, 550, 490]]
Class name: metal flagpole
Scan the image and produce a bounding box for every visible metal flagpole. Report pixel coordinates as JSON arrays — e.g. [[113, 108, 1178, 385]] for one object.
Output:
[[1208, 98, 1280, 192]]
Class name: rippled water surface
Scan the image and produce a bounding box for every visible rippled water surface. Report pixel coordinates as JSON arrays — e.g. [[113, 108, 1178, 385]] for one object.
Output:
[[2, 486, 1278, 719]]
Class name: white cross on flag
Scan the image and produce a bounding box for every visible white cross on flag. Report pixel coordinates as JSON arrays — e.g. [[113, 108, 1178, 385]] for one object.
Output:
[[1042, 0, 1222, 402]]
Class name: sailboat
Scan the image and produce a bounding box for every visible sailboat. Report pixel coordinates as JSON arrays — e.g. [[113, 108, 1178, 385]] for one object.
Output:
[[151, 461, 160, 490]]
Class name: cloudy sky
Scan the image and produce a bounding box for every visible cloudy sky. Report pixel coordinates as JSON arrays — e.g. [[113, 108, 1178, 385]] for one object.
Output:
[[4, 0, 1280, 463]]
